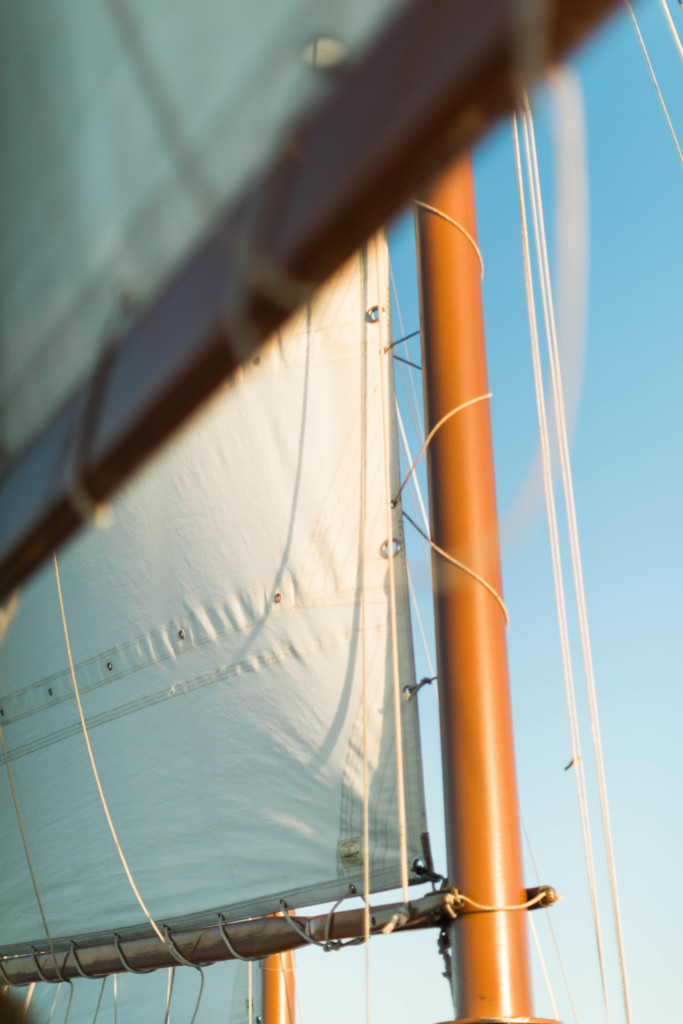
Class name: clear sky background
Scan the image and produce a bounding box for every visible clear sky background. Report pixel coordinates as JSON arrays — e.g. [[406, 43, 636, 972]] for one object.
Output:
[[296, 1, 683, 1022]]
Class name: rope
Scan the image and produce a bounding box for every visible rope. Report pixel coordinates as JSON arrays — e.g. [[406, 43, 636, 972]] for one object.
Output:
[[394, 401, 439, 699], [453, 890, 549, 913], [70, 942, 106, 981], [521, 815, 580, 1024], [45, 983, 62, 1023], [389, 259, 425, 446], [412, 200, 485, 279], [23, 983, 35, 1018], [0, 720, 61, 977], [165, 968, 174, 1024], [216, 915, 264, 962], [395, 404, 431, 536], [0, 590, 18, 647], [528, 915, 560, 1021], [659, 0, 683, 60], [162, 929, 205, 1024], [91, 977, 107, 1024], [113, 973, 117, 1024], [52, 552, 165, 944], [522, 93, 634, 1024], [113, 934, 154, 975], [278, 898, 364, 953], [402, 511, 509, 625], [248, 958, 253, 1024], [625, 0, 683, 167], [360, 248, 372, 1024], [377, 245, 409, 902], [393, 394, 492, 506], [291, 955, 306, 1024], [514, 106, 613, 1024], [30, 947, 66, 984]]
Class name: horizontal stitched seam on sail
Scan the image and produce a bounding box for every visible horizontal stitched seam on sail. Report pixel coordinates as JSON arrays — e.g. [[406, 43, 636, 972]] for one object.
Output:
[[2, 624, 386, 763], [0, 579, 391, 728]]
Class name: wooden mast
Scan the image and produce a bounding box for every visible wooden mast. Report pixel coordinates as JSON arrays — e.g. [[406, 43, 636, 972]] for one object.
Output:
[[415, 157, 558, 1023], [261, 950, 295, 1024]]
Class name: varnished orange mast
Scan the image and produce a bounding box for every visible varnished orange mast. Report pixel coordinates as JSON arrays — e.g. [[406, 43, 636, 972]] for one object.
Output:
[[262, 950, 295, 1024], [415, 157, 558, 1023]]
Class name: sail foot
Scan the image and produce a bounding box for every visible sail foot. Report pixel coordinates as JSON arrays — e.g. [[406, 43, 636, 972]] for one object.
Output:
[[0, 892, 449, 987]]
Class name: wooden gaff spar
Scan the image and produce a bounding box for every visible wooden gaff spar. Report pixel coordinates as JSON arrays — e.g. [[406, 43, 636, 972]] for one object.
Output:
[[0, 0, 620, 600]]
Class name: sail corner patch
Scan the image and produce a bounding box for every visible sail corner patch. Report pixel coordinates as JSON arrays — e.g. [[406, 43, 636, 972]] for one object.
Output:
[[338, 837, 363, 868]]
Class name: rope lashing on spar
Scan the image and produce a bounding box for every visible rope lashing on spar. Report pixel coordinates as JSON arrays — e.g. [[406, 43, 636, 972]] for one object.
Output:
[[412, 200, 485, 279], [70, 941, 108, 980], [30, 948, 66, 985], [161, 926, 206, 1024], [436, 885, 559, 976], [279, 892, 365, 952], [217, 914, 265, 962], [113, 934, 154, 975], [392, 393, 509, 626], [403, 511, 509, 626], [392, 394, 492, 507]]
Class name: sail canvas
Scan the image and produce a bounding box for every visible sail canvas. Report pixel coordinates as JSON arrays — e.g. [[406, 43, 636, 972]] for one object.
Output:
[[0, 235, 427, 955], [0, 0, 408, 468]]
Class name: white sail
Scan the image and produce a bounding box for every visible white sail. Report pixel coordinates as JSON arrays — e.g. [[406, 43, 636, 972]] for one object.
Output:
[[0, 0, 408, 467], [0, 234, 427, 953]]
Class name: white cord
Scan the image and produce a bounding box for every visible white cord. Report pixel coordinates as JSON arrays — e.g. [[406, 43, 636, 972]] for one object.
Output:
[[53, 552, 165, 944], [0, 724, 61, 977], [377, 242, 409, 901], [626, 0, 683, 167], [521, 813, 580, 1024], [360, 247, 372, 1024], [514, 106, 613, 1024], [529, 915, 560, 1021], [412, 201, 485, 279], [521, 93, 634, 1024], [659, 0, 683, 60], [394, 395, 492, 506]]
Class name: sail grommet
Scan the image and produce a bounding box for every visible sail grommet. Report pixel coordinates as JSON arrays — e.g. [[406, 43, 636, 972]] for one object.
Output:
[[178, 629, 185, 640], [274, 593, 282, 604], [380, 539, 401, 558], [365, 306, 384, 323], [106, 662, 113, 671]]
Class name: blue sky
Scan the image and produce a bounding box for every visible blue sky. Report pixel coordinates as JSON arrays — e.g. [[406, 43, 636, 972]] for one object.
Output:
[[297, 2, 683, 1021]]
